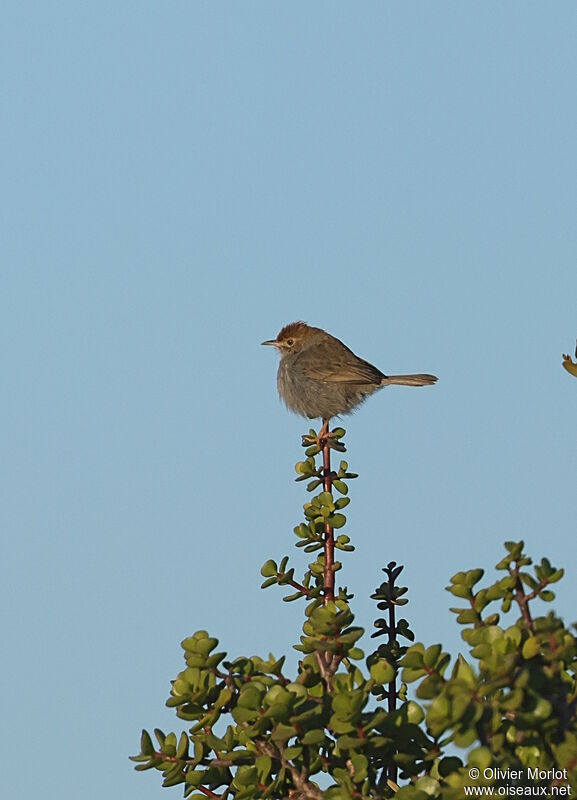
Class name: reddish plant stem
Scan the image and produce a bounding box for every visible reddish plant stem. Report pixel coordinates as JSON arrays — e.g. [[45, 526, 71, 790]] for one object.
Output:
[[321, 418, 335, 603], [511, 562, 534, 631], [288, 578, 312, 597], [197, 788, 220, 799], [387, 596, 397, 714], [385, 566, 398, 785]]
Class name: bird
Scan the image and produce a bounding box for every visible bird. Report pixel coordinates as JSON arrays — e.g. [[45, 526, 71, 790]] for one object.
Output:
[[262, 321, 437, 439]]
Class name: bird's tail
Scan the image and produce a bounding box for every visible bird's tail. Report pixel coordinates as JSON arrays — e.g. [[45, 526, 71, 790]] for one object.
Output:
[[383, 374, 438, 387]]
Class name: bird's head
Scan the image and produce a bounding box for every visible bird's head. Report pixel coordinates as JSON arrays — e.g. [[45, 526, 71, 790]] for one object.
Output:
[[262, 321, 316, 356]]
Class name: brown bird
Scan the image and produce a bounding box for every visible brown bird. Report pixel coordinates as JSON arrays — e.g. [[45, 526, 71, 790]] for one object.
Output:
[[262, 321, 437, 438]]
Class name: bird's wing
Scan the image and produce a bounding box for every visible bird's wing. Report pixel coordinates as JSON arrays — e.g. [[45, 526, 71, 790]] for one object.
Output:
[[297, 342, 384, 385]]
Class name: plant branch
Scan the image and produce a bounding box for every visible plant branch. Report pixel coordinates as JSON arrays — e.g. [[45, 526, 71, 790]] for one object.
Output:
[[287, 578, 312, 597], [321, 419, 335, 604], [197, 788, 221, 799], [511, 561, 534, 631]]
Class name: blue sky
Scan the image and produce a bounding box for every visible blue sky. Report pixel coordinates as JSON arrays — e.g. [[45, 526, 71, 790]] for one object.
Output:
[[2, 3, 577, 798]]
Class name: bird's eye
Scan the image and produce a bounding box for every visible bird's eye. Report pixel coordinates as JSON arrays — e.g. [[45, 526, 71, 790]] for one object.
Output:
[[286, 338, 294, 346]]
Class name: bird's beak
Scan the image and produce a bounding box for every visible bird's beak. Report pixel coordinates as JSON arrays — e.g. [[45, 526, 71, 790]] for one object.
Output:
[[261, 339, 278, 347]]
